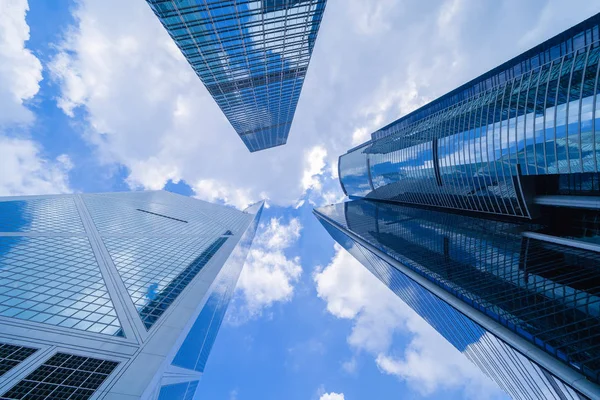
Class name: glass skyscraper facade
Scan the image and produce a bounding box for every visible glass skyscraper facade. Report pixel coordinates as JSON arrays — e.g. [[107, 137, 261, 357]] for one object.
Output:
[[0, 191, 263, 399], [319, 13, 600, 400], [340, 13, 600, 218], [147, 0, 327, 152]]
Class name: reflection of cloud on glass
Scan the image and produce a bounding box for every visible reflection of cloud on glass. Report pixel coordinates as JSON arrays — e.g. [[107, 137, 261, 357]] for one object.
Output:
[[340, 47, 600, 216], [0, 236, 122, 336], [147, 0, 326, 151], [315, 197, 600, 397], [171, 203, 263, 372], [146, 283, 158, 301]]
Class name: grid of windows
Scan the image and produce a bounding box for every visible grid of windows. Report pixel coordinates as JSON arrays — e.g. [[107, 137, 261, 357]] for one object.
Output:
[[315, 214, 586, 400], [172, 204, 262, 372], [147, 0, 327, 152], [341, 14, 600, 218], [0, 191, 263, 398], [315, 199, 600, 387], [0, 237, 122, 336], [0, 344, 37, 378], [0, 198, 84, 233], [82, 192, 248, 236], [0, 353, 118, 400], [104, 236, 228, 329], [371, 14, 600, 141]]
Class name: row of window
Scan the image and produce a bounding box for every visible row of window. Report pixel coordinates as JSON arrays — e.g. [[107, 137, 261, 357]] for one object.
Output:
[[315, 199, 600, 387], [341, 39, 600, 217], [0, 346, 118, 400], [371, 15, 600, 141], [147, 0, 327, 151], [317, 214, 586, 400]]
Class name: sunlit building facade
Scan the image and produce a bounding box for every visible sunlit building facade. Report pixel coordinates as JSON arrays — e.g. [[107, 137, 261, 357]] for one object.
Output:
[[319, 13, 600, 400], [147, 0, 327, 152], [0, 191, 263, 399], [340, 13, 600, 218]]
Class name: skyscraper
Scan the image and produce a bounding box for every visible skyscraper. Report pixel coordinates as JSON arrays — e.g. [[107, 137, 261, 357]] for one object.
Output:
[[0, 191, 263, 399], [147, 0, 328, 152], [316, 13, 600, 400]]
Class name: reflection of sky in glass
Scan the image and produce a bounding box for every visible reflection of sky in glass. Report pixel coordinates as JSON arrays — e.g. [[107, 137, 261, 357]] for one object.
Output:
[[104, 235, 228, 329], [0, 196, 122, 336], [147, 0, 327, 151], [0, 197, 84, 233], [340, 41, 600, 217], [339, 147, 371, 197], [158, 380, 198, 400], [315, 199, 600, 392], [171, 202, 263, 374], [0, 236, 122, 336], [315, 207, 588, 399], [81, 191, 255, 330]]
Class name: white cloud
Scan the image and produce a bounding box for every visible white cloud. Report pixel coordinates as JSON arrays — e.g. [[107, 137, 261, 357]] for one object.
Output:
[[47, 0, 600, 209], [301, 145, 345, 206], [320, 393, 345, 400], [0, 0, 43, 126], [374, 317, 500, 398], [192, 179, 256, 210], [228, 217, 302, 322], [256, 217, 302, 250], [0, 1, 71, 197], [314, 244, 505, 399], [0, 136, 73, 197], [302, 145, 328, 192]]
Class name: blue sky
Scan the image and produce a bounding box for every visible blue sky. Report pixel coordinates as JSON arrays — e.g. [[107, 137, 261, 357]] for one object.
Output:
[[1, 1, 600, 399]]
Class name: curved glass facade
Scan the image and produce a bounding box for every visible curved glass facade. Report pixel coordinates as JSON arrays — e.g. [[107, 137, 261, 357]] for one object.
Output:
[[314, 200, 600, 398], [341, 15, 600, 217]]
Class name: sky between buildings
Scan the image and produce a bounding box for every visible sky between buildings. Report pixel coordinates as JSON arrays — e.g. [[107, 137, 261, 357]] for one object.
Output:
[[1, 1, 600, 399]]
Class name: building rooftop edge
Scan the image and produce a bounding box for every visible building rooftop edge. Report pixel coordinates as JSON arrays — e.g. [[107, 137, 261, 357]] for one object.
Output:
[[349, 12, 600, 148]]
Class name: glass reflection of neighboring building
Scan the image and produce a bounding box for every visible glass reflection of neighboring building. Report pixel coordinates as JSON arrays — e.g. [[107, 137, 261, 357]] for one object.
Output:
[[0, 191, 263, 400], [318, 14, 600, 400], [147, 0, 327, 152]]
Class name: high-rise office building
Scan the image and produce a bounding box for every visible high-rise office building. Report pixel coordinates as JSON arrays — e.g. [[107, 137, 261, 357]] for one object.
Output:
[[317, 13, 600, 400], [147, 0, 327, 152], [0, 191, 263, 399]]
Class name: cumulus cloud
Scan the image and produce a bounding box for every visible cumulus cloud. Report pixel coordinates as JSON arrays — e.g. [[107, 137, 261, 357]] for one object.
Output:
[[0, 0, 72, 197], [47, 0, 599, 208], [301, 145, 345, 206], [228, 217, 303, 322], [302, 145, 328, 192], [0, 0, 43, 126], [314, 244, 504, 399], [374, 317, 501, 398], [0, 137, 73, 196], [47, 0, 337, 207], [192, 179, 258, 210], [320, 393, 345, 400]]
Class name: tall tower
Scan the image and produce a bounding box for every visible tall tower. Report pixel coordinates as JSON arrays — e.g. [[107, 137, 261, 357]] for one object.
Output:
[[147, 0, 328, 152], [317, 13, 600, 400], [0, 191, 263, 399]]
